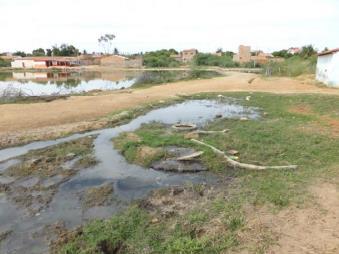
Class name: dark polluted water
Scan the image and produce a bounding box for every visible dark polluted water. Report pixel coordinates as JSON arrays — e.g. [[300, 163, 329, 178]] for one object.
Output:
[[0, 99, 260, 254]]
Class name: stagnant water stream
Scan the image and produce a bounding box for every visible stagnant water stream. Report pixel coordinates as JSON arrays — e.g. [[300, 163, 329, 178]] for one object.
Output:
[[0, 99, 259, 254]]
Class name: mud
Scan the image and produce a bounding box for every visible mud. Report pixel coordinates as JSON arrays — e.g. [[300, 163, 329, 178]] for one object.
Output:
[[0, 98, 259, 254], [80, 182, 115, 209], [0, 136, 96, 216]]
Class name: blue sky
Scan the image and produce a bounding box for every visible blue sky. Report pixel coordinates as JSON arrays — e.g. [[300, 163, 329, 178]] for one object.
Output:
[[0, 0, 338, 53]]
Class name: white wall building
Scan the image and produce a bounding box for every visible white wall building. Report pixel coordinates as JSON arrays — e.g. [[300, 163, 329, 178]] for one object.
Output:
[[11, 59, 46, 68], [316, 48, 339, 88]]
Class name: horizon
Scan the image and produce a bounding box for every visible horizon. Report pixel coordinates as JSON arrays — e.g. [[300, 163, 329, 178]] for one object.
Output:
[[0, 0, 338, 54]]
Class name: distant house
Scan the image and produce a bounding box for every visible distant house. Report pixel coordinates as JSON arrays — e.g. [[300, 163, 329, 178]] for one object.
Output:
[[11, 57, 80, 69], [233, 45, 251, 63], [316, 48, 339, 88], [233, 45, 283, 64], [181, 49, 198, 63], [287, 47, 301, 55], [170, 49, 198, 63]]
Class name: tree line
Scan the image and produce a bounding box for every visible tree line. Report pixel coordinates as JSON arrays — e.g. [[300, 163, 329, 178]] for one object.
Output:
[[12, 44, 82, 57]]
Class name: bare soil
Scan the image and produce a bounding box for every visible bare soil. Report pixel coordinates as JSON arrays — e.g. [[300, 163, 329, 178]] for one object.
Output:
[[239, 182, 339, 254], [142, 181, 339, 254], [290, 104, 339, 137], [1, 72, 339, 148]]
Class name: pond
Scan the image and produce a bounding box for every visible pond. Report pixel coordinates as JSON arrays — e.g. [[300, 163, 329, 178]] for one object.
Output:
[[0, 98, 258, 253], [0, 70, 222, 98]]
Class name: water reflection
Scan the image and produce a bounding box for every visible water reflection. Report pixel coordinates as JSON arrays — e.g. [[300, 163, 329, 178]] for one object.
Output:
[[0, 71, 141, 96], [0, 70, 222, 97]]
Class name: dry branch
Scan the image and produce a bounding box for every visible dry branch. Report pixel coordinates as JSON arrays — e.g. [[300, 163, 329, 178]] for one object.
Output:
[[191, 139, 298, 170], [194, 129, 229, 135], [176, 151, 204, 161]]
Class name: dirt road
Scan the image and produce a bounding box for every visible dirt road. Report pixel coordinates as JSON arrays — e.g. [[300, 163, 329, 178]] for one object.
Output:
[[0, 72, 338, 147]]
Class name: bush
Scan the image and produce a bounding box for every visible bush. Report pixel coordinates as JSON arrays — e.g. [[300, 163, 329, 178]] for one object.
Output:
[[262, 55, 316, 77], [0, 58, 11, 67], [143, 49, 180, 68], [240, 61, 261, 68], [193, 53, 238, 68]]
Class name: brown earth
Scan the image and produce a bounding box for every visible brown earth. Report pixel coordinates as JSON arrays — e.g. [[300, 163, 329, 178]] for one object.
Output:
[[241, 182, 339, 254], [290, 104, 339, 137], [143, 181, 339, 253], [1, 72, 339, 148]]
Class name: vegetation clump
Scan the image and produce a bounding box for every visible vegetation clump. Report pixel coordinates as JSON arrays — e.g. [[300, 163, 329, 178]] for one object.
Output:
[[54, 93, 339, 253], [264, 45, 318, 76], [133, 70, 222, 88], [193, 53, 239, 68], [143, 49, 181, 68], [0, 58, 11, 67], [263, 55, 316, 77]]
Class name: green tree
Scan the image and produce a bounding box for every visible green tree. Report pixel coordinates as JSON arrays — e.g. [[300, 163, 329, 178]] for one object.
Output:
[[52, 44, 79, 56], [46, 49, 52, 56], [32, 48, 45, 56], [143, 49, 180, 67], [13, 51, 27, 57], [272, 49, 292, 58], [299, 45, 317, 58]]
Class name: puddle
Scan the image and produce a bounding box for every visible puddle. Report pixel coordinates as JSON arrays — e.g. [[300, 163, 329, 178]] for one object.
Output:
[[0, 99, 259, 253]]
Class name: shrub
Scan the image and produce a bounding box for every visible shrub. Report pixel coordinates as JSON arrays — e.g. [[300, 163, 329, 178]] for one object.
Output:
[[193, 53, 238, 68], [0, 58, 11, 67], [143, 49, 180, 68], [262, 55, 316, 77]]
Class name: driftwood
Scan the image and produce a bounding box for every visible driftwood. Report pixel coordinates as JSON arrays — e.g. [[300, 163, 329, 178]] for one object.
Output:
[[176, 151, 204, 161], [193, 129, 229, 135], [191, 139, 298, 170]]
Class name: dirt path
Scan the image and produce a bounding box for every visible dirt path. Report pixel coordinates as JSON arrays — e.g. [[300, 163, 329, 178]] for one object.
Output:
[[242, 182, 339, 254], [0, 72, 338, 147]]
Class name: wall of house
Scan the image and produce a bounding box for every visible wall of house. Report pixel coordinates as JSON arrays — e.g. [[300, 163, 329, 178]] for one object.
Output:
[[11, 60, 35, 68], [182, 51, 197, 63], [238, 45, 251, 63], [316, 53, 339, 88], [100, 55, 143, 68], [11, 60, 47, 68], [100, 55, 126, 67], [33, 61, 47, 68]]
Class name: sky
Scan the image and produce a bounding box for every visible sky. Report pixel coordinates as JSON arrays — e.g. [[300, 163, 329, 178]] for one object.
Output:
[[0, 0, 338, 54]]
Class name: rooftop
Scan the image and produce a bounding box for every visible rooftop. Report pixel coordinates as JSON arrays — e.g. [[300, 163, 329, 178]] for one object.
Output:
[[318, 48, 339, 56]]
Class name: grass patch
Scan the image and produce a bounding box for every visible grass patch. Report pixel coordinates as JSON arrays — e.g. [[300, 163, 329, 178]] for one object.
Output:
[[55, 202, 243, 254], [262, 55, 316, 77], [114, 93, 339, 207], [55, 93, 339, 253], [132, 70, 223, 88], [6, 136, 97, 177]]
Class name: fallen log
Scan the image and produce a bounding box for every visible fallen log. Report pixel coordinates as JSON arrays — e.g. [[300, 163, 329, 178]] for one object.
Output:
[[191, 139, 298, 170], [194, 129, 229, 135]]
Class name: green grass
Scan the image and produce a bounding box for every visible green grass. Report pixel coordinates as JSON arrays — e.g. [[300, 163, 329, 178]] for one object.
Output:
[[262, 55, 316, 77], [6, 136, 96, 177], [113, 93, 339, 206], [57, 202, 243, 254], [56, 93, 339, 253], [132, 70, 223, 89]]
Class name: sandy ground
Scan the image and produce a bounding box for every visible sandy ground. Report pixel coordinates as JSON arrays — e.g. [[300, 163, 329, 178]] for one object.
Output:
[[241, 182, 339, 254], [0, 72, 338, 147]]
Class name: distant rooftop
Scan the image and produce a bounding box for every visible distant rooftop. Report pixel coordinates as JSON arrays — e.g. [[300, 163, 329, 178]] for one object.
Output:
[[318, 48, 339, 56]]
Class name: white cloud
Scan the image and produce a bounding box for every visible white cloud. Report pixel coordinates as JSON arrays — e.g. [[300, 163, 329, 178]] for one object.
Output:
[[0, 0, 338, 53]]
